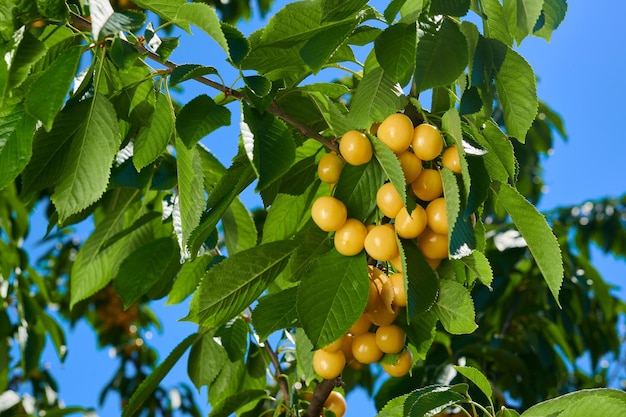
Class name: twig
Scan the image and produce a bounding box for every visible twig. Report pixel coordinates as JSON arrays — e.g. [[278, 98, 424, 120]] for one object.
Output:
[[68, 11, 340, 153], [263, 341, 290, 402], [303, 377, 342, 417]]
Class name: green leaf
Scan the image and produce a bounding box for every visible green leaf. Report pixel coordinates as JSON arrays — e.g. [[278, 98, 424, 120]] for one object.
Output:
[[169, 64, 218, 87], [333, 158, 385, 221], [286, 222, 333, 283], [404, 310, 437, 360], [307, 91, 351, 136], [215, 318, 249, 362], [122, 333, 200, 417], [252, 287, 300, 341], [166, 254, 214, 305], [243, 75, 271, 97], [51, 95, 121, 222], [481, 0, 514, 46], [453, 365, 493, 402], [175, 136, 205, 249], [347, 65, 408, 129], [176, 94, 231, 148], [241, 103, 296, 191], [184, 240, 296, 328], [534, 0, 567, 42], [24, 45, 83, 131], [372, 135, 407, 209], [375, 393, 409, 417], [100, 11, 146, 38], [405, 386, 466, 417], [8, 31, 46, 90], [414, 17, 468, 92], [208, 390, 268, 417], [0, 102, 37, 190], [493, 42, 537, 141], [262, 184, 318, 243], [222, 198, 257, 255], [221, 23, 249, 65], [321, 0, 369, 21], [175, 2, 229, 55], [491, 181, 563, 305], [134, 91, 174, 170], [188, 330, 228, 389], [399, 238, 438, 318], [430, 0, 470, 16], [459, 250, 493, 287], [503, 0, 543, 45], [113, 237, 178, 309], [433, 279, 478, 334], [131, 0, 188, 31], [520, 388, 626, 417], [189, 152, 256, 256], [300, 20, 358, 73], [297, 250, 368, 348]]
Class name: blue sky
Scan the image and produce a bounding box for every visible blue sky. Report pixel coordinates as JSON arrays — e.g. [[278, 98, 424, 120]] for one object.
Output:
[[30, 1, 626, 416]]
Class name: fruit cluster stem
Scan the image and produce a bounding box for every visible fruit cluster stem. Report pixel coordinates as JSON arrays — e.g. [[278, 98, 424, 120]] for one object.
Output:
[[304, 377, 342, 417]]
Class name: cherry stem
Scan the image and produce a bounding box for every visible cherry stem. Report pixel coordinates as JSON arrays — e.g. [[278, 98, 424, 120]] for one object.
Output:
[[304, 377, 343, 417]]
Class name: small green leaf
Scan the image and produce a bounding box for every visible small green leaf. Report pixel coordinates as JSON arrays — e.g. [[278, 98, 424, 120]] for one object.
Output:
[[433, 279, 478, 334], [113, 237, 179, 309], [176, 136, 205, 248], [503, 0, 543, 45], [347, 65, 408, 129], [221, 22, 249, 65], [492, 40, 538, 141], [0, 102, 37, 190], [184, 240, 296, 328], [262, 184, 318, 243], [404, 310, 437, 360], [122, 333, 200, 417], [334, 158, 385, 221], [399, 238, 438, 318], [166, 254, 214, 306], [300, 20, 357, 73], [176, 2, 229, 55], [534, 0, 567, 42], [215, 318, 249, 362], [453, 365, 493, 402], [222, 198, 257, 255], [51, 95, 121, 222], [243, 75, 271, 97], [430, 0, 470, 16], [405, 385, 467, 417], [252, 287, 300, 341], [176, 94, 231, 148], [24, 45, 83, 131], [188, 330, 228, 389], [297, 250, 368, 348], [414, 17, 468, 92], [372, 135, 407, 208], [459, 250, 493, 287], [491, 181, 563, 305], [208, 390, 268, 417], [442, 168, 476, 258], [169, 64, 218, 87], [241, 102, 296, 191], [131, 0, 188, 31], [520, 388, 626, 417], [481, 0, 514, 46], [134, 92, 173, 170], [100, 11, 145, 38]]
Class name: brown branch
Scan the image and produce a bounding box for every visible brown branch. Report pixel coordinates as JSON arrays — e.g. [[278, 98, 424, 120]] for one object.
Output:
[[304, 377, 343, 417], [68, 11, 339, 153], [263, 341, 290, 403]]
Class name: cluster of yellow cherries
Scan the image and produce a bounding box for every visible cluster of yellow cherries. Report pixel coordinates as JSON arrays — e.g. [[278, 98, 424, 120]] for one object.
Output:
[[310, 113, 461, 386]]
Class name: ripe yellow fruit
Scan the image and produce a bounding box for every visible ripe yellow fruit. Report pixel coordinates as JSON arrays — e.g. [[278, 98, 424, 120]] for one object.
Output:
[[389, 253, 403, 272], [324, 391, 347, 417], [352, 332, 383, 364], [425, 197, 448, 235], [412, 123, 444, 161], [397, 150, 423, 183], [311, 196, 347, 232], [349, 315, 371, 336], [377, 113, 414, 153], [339, 130, 372, 166], [334, 218, 367, 256], [376, 182, 404, 219], [382, 349, 414, 377], [364, 224, 399, 262], [318, 152, 344, 184], [442, 145, 462, 173], [394, 205, 427, 239], [411, 169, 442, 201], [313, 349, 346, 379], [365, 295, 399, 326], [375, 324, 406, 353], [389, 272, 406, 307], [418, 227, 448, 260], [322, 335, 345, 353]]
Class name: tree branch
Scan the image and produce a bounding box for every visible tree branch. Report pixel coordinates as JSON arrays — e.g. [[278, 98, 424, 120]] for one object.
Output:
[[68, 11, 340, 153], [304, 377, 343, 417], [263, 341, 290, 403]]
